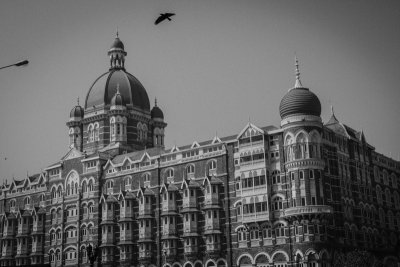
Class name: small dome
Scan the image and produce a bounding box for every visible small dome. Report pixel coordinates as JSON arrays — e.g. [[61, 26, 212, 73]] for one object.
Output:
[[279, 57, 321, 120], [110, 37, 124, 51], [279, 87, 321, 119], [70, 105, 84, 118], [151, 106, 164, 119], [111, 86, 125, 106], [151, 99, 164, 119]]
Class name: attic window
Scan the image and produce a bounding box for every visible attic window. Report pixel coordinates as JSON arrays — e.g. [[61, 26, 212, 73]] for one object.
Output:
[[87, 161, 96, 169], [49, 169, 60, 176]]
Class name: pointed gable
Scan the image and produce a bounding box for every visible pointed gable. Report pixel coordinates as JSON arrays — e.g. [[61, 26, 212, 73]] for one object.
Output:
[[237, 122, 264, 139], [61, 147, 83, 161], [212, 135, 222, 144], [191, 141, 200, 149]]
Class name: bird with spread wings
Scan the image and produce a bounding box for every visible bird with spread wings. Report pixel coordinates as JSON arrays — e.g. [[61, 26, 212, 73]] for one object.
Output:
[[155, 13, 175, 25]]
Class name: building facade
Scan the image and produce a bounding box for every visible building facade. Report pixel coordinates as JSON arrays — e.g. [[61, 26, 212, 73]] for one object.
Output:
[[0, 36, 399, 267]]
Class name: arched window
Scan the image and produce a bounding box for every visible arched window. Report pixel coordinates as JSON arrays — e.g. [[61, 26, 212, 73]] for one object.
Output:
[[94, 122, 99, 141], [186, 164, 195, 176], [87, 124, 94, 143], [10, 199, 16, 208], [385, 188, 391, 206], [275, 223, 285, 237], [24, 197, 30, 205], [207, 160, 217, 176], [82, 181, 87, 193], [249, 225, 259, 240], [272, 170, 281, 184], [107, 181, 113, 189], [51, 188, 57, 199], [272, 196, 283, 210], [88, 180, 94, 192], [261, 224, 272, 238], [166, 169, 174, 178], [237, 227, 246, 242], [57, 186, 62, 198], [125, 176, 132, 188], [144, 173, 151, 182], [376, 185, 383, 204]]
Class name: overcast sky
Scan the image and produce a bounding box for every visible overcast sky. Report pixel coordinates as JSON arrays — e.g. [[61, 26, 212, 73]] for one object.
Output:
[[0, 0, 399, 181]]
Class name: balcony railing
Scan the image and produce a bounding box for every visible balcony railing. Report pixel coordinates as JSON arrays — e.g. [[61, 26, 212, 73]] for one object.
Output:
[[139, 229, 152, 239], [283, 205, 333, 217], [182, 198, 197, 208], [204, 195, 219, 206], [102, 212, 114, 221], [1, 249, 13, 257], [120, 252, 133, 261], [162, 203, 177, 212], [119, 232, 133, 241], [162, 225, 177, 236], [238, 211, 270, 223], [183, 224, 198, 233], [65, 259, 78, 266], [138, 206, 152, 216], [139, 251, 152, 259], [204, 220, 220, 231], [16, 246, 28, 255], [102, 255, 114, 263], [17, 226, 30, 235], [184, 245, 198, 254], [206, 242, 221, 252], [102, 234, 114, 244]]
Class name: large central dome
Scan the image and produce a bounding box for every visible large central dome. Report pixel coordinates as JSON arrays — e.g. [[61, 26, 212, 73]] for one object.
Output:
[[85, 69, 150, 110], [84, 35, 150, 111]]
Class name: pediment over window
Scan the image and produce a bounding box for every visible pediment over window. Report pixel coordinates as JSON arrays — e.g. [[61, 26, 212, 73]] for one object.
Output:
[[61, 147, 83, 161]]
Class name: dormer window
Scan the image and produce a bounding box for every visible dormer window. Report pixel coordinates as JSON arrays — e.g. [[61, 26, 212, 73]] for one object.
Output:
[[87, 161, 96, 169]]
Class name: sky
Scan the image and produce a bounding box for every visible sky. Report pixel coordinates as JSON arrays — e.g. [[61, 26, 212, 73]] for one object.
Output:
[[0, 0, 399, 181]]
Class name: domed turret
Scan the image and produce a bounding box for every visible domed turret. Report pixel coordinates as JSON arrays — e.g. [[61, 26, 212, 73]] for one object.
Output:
[[110, 36, 124, 51], [279, 58, 321, 125], [110, 84, 126, 108], [151, 98, 164, 120], [107, 31, 127, 70], [69, 99, 84, 121]]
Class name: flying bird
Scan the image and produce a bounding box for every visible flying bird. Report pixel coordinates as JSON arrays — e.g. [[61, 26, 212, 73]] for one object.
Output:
[[155, 13, 175, 25]]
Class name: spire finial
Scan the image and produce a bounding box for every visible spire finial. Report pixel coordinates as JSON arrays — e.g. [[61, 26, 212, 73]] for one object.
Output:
[[116, 27, 119, 38], [155, 97, 158, 107], [331, 105, 334, 115], [77, 97, 80, 106], [294, 55, 303, 88]]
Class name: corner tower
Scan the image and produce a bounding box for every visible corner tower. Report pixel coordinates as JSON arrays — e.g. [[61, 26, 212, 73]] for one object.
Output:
[[66, 33, 167, 155], [279, 58, 332, 229]]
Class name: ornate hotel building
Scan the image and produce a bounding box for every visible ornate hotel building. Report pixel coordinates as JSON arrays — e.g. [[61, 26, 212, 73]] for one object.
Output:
[[0, 35, 399, 267]]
